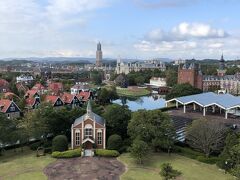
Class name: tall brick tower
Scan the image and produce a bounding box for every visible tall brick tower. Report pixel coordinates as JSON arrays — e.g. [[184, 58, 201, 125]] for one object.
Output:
[[96, 42, 102, 67], [178, 63, 203, 90]]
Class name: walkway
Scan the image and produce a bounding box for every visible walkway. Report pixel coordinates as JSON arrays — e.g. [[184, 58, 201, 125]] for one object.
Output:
[[44, 157, 125, 180]]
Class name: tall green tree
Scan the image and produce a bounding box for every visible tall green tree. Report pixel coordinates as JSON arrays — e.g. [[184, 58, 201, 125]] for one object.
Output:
[[103, 104, 131, 139], [128, 109, 176, 152]]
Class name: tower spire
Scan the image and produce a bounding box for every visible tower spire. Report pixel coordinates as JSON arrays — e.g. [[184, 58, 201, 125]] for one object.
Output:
[[86, 100, 92, 114]]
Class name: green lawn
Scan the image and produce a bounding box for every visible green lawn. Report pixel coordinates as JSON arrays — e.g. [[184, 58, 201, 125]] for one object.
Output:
[[119, 153, 235, 180], [117, 87, 150, 97], [0, 147, 55, 180]]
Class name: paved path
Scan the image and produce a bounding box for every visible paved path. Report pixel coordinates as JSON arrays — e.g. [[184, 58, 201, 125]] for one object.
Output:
[[44, 157, 125, 180]]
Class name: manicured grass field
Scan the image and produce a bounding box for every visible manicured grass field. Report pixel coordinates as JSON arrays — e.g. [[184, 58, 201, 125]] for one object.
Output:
[[0, 147, 55, 180], [119, 153, 235, 180], [117, 87, 150, 97]]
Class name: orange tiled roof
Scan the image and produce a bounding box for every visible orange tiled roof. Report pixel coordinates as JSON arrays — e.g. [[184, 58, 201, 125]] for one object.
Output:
[[48, 82, 63, 92], [0, 79, 9, 87], [25, 97, 36, 107], [45, 95, 60, 105], [0, 99, 12, 112], [32, 83, 46, 91], [25, 89, 38, 97], [16, 82, 29, 92], [61, 92, 75, 104], [77, 91, 90, 101]]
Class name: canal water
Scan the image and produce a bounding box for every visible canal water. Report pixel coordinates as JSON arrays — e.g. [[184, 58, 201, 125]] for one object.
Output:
[[113, 95, 166, 111]]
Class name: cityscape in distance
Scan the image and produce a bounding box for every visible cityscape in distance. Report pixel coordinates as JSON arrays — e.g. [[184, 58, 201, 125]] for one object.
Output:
[[0, 1, 240, 180]]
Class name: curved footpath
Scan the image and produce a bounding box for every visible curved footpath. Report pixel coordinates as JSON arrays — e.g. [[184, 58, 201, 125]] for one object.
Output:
[[44, 156, 125, 180]]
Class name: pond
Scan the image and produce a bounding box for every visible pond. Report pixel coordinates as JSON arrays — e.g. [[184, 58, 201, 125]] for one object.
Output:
[[113, 95, 166, 111]]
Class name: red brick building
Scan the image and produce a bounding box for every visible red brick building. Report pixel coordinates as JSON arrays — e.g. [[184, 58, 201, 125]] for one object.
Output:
[[178, 63, 203, 90], [71, 101, 106, 150]]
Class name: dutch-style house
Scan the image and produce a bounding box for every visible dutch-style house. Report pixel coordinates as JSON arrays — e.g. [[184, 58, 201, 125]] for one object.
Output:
[[71, 101, 106, 150], [24, 90, 41, 110], [76, 91, 91, 104], [44, 95, 64, 108], [48, 82, 64, 96], [61, 93, 80, 108], [31, 83, 47, 95], [0, 99, 21, 119]]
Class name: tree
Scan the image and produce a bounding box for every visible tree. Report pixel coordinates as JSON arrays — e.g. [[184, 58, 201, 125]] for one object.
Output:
[[160, 163, 182, 180], [128, 109, 175, 152], [52, 135, 68, 152], [130, 138, 149, 164], [91, 71, 102, 85], [107, 134, 123, 152], [217, 132, 239, 170], [186, 119, 226, 157], [103, 104, 131, 139], [97, 87, 118, 105], [166, 83, 202, 100], [165, 69, 177, 87], [115, 74, 128, 88]]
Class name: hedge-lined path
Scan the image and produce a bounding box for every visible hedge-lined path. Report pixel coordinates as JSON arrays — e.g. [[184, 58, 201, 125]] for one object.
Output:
[[44, 157, 125, 180]]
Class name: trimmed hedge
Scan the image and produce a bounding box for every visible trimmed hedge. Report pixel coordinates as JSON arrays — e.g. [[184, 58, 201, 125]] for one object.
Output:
[[95, 149, 120, 157], [52, 149, 81, 158]]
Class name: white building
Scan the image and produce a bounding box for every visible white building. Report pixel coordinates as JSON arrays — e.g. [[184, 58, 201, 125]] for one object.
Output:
[[174, 59, 186, 65], [149, 77, 167, 87], [16, 75, 34, 83], [71, 82, 90, 95], [116, 58, 166, 75]]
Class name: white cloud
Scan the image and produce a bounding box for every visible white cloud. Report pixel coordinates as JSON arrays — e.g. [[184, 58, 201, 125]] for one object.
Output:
[[0, 0, 111, 58], [145, 22, 228, 42], [172, 22, 227, 39]]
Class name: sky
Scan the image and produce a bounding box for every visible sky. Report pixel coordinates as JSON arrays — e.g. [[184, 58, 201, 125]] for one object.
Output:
[[0, 0, 240, 60]]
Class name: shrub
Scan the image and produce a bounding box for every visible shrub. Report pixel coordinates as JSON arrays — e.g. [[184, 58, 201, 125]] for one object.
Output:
[[95, 149, 120, 157], [30, 141, 42, 150], [52, 149, 81, 158], [44, 147, 52, 154], [130, 139, 149, 164], [175, 146, 204, 159], [52, 135, 68, 152], [160, 163, 182, 180], [176, 146, 221, 164], [107, 134, 123, 152], [230, 165, 240, 178]]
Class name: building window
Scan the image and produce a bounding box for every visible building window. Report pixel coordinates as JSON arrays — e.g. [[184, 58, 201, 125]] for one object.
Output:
[[97, 131, 102, 145], [75, 131, 80, 146], [10, 106, 15, 111], [56, 100, 62, 105], [84, 128, 92, 138]]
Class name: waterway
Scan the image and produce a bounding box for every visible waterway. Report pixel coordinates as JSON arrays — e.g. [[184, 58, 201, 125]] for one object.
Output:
[[113, 95, 166, 111]]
